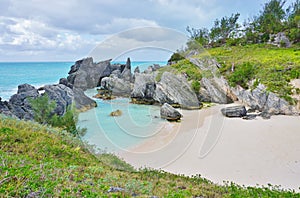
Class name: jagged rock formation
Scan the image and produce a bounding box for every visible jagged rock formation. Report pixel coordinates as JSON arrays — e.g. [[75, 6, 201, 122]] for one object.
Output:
[[188, 57, 234, 104], [160, 103, 182, 121], [232, 84, 299, 116], [131, 72, 201, 109]]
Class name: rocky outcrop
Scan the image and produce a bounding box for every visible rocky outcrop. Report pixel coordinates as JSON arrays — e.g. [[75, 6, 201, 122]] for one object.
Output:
[[110, 109, 122, 117], [43, 84, 74, 116], [8, 84, 39, 120], [131, 73, 157, 104], [67, 57, 112, 90], [188, 57, 234, 104], [101, 76, 131, 97], [73, 88, 97, 111], [160, 103, 182, 121], [268, 32, 291, 48], [131, 72, 201, 109], [0, 98, 15, 117], [233, 84, 298, 115], [221, 106, 247, 118], [155, 72, 200, 109]]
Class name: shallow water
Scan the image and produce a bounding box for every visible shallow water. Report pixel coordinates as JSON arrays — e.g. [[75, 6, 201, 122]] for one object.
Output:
[[78, 89, 164, 153]]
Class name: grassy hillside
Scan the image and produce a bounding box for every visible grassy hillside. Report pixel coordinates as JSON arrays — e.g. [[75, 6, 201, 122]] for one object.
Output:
[[206, 44, 300, 104], [1, 116, 299, 197]]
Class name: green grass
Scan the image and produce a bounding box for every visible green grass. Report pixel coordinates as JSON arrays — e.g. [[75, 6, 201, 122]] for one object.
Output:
[[206, 44, 300, 104], [0, 115, 299, 197]]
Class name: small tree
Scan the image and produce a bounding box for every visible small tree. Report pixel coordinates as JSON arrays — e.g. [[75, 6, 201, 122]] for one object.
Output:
[[209, 13, 240, 45], [28, 94, 56, 124], [186, 26, 209, 46]]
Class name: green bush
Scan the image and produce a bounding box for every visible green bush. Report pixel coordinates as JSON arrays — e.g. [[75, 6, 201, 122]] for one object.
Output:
[[228, 62, 256, 89], [191, 80, 201, 94]]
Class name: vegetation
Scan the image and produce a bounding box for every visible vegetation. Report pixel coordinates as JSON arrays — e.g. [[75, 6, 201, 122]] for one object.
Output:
[[29, 94, 84, 136], [1, 115, 300, 197], [206, 44, 300, 103], [187, 0, 300, 47]]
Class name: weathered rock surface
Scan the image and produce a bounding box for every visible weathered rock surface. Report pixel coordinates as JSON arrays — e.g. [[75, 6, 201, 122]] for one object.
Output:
[[73, 88, 97, 111], [268, 32, 291, 48], [110, 109, 122, 117], [221, 106, 247, 117], [155, 72, 200, 109], [67, 57, 112, 90], [8, 84, 39, 120], [188, 57, 234, 104], [160, 103, 182, 121], [101, 76, 131, 97], [131, 73, 157, 104], [232, 84, 298, 115], [131, 72, 201, 109], [42, 84, 74, 116]]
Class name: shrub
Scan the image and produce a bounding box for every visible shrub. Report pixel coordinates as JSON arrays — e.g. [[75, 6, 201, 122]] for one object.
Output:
[[228, 62, 256, 89], [191, 80, 201, 94]]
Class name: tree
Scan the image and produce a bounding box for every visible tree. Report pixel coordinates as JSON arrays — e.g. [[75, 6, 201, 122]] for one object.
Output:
[[28, 94, 56, 124], [186, 26, 209, 46], [257, 0, 286, 34], [209, 13, 240, 45]]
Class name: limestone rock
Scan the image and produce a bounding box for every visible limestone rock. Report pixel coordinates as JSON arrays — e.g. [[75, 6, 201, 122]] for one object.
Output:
[[101, 76, 131, 97], [221, 106, 247, 117], [160, 103, 182, 121]]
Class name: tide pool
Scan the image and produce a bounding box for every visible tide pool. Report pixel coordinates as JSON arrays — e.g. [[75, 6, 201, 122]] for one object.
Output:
[[78, 89, 164, 153]]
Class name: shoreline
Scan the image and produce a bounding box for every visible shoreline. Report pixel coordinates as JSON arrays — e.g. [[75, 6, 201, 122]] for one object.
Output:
[[119, 104, 300, 191]]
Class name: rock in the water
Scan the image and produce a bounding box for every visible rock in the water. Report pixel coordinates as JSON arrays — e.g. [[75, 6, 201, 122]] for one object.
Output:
[[67, 57, 112, 90], [131, 73, 157, 104], [110, 109, 122, 117], [155, 72, 201, 109], [160, 103, 182, 121], [101, 76, 131, 97], [73, 88, 97, 111], [221, 106, 247, 117]]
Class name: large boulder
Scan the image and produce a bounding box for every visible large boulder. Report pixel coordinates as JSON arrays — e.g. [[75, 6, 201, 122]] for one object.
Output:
[[43, 84, 74, 116], [67, 57, 112, 90], [9, 84, 39, 120], [131, 73, 157, 104], [221, 106, 247, 118], [101, 76, 131, 97], [233, 84, 298, 115], [155, 72, 201, 109], [160, 103, 182, 121], [73, 88, 97, 111]]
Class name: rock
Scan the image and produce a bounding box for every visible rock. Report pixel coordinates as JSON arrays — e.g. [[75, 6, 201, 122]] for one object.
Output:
[[232, 84, 298, 115], [155, 72, 201, 109], [110, 109, 122, 117], [160, 103, 182, 121], [67, 57, 112, 90], [108, 187, 125, 193], [93, 89, 116, 100], [43, 84, 74, 116], [9, 84, 39, 120], [260, 111, 271, 119], [59, 78, 73, 89], [242, 114, 257, 120], [188, 57, 234, 104], [268, 32, 291, 48], [120, 57, 132, 82], [101, 76, 131, 97], [221, 106, 247, 118], [0, 98, 14, 117], [73, 88, 97, 111], [134, 66, 140, 73], [131, 73, 157, 104]]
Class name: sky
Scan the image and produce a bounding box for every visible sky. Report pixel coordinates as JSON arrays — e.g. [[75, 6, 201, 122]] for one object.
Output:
[[0, 0, 295, 62]]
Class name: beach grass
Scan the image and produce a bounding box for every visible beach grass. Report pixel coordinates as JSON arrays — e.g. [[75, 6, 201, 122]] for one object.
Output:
[[0, 115, 299, 197]]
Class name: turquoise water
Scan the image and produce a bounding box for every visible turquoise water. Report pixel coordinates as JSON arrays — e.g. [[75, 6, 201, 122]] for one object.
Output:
[[0, 62, 72, 100], [0, 61, 166, 151], [78, 89, 163, 153]]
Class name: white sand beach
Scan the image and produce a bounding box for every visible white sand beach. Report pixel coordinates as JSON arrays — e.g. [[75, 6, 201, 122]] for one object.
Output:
[[120, 104, 300, 191]]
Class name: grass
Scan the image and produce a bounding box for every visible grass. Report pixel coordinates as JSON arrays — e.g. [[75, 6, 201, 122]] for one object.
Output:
[[1, 115, 300, 197], [206, 44, 300, 104]]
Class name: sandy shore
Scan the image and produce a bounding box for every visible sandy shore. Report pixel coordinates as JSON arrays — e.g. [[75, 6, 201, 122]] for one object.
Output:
[[120, 104, 300, 191]]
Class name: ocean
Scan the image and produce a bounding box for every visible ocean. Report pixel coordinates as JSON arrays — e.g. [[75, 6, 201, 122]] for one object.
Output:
[[0, 61, 166, 152]]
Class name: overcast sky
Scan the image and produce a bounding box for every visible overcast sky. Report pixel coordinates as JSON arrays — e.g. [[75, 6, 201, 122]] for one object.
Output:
[[0, 0, 295, 62]]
